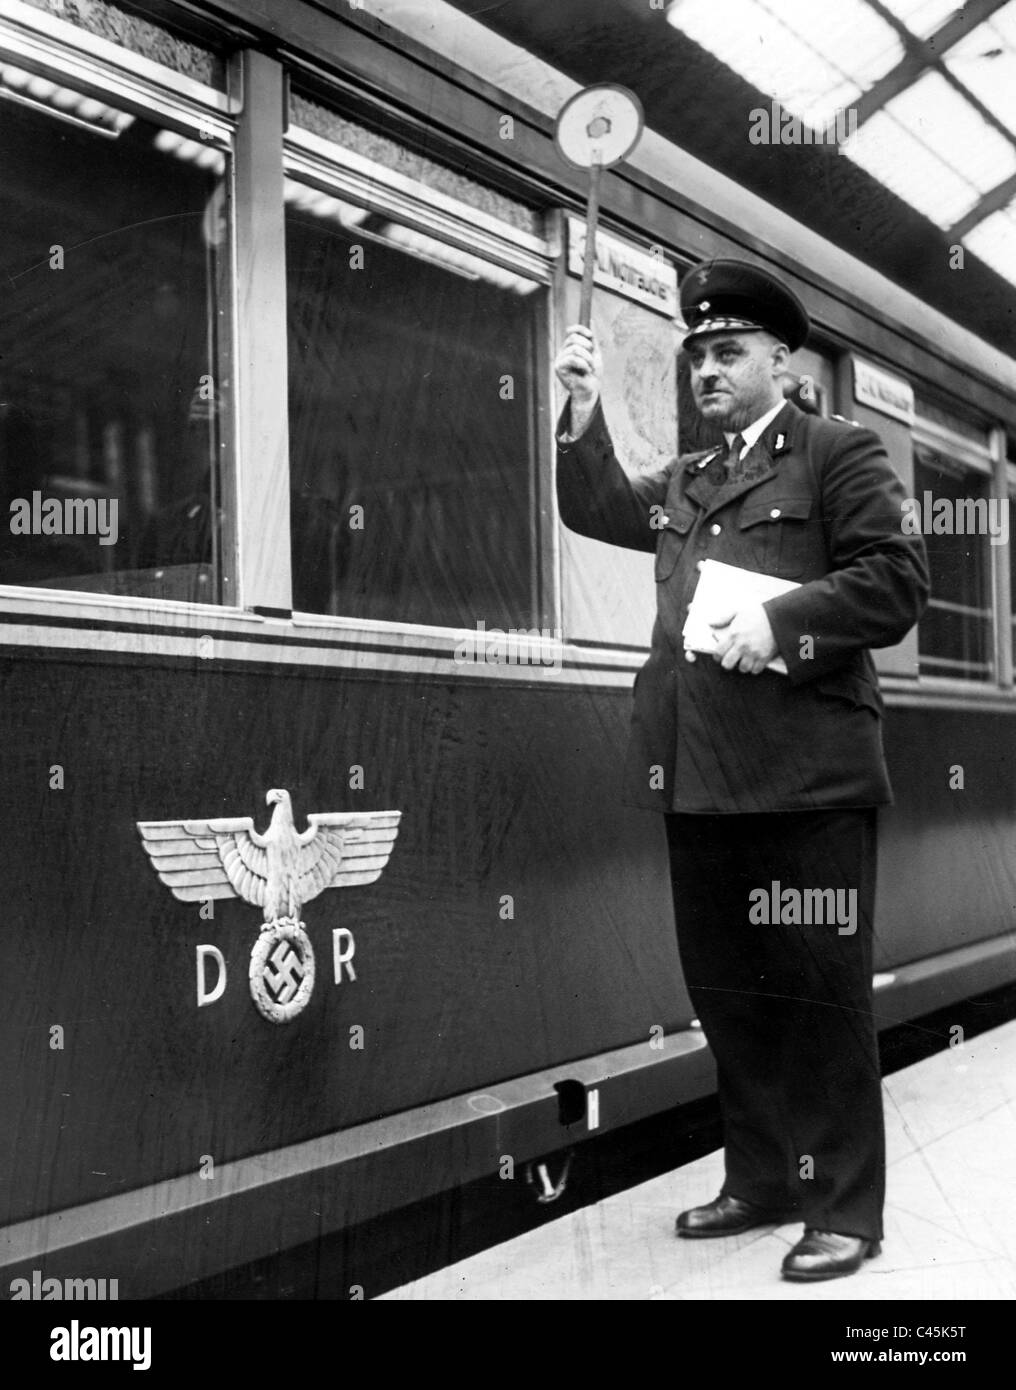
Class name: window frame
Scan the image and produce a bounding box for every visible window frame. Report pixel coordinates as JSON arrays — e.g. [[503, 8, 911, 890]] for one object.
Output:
[[910, 411, 1008, 688], [281, 113, 556, 633], [0, 9, 560, 648], [998, 431, 1015, 689], [0, 1, 240, 615]]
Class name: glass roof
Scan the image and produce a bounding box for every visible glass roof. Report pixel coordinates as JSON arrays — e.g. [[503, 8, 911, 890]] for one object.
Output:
[[669, 0, 902, 127], [878, 0, 963, 39], [666, 0, 1016, 291], [945, 6, 1016, 129]]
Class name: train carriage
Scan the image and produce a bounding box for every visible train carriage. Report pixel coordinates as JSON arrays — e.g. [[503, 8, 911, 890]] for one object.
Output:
[[2, 0, 1016, 1299]]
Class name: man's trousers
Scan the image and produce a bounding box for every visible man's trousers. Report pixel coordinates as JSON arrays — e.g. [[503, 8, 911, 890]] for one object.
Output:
[[664, 808, 885, 1241]]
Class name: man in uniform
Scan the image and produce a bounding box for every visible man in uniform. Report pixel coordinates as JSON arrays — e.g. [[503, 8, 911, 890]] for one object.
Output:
[[553, 259, 929, 1281]]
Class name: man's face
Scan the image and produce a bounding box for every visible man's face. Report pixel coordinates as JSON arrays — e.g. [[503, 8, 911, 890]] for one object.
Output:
[[686, 331, 787, 431]]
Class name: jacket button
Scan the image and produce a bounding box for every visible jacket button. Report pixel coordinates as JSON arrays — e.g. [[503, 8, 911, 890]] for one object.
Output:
[[770, 507, 781, 518], [710, 522, 722, 536], [684, 650, 697, 663]]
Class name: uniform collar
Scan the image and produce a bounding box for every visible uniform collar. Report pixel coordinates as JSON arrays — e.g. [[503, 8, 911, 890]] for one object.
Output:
[[682, 401, 800, 517], [683, 400, 800, 480], [724, 399, 788, 455], [685, 399, 796, 477]]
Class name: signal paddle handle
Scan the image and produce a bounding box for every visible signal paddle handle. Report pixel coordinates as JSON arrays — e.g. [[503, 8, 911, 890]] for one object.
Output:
[[578, 155, 603, 329]]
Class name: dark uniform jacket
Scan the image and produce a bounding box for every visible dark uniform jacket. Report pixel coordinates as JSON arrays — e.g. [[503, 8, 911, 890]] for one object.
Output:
[[557, 398, 930, 814]]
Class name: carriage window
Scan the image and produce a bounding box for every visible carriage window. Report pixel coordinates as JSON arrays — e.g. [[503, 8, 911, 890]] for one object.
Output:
[[284, 178, 541, 627], [913, 440, 994, 681], [1009, 484, 1016, 673], [0, 69, 229, 604], [17, 0, 226, 88], [288, 96, 538, 235]]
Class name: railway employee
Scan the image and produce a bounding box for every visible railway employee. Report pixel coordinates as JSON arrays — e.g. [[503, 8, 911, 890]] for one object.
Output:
[[553, 259, 929, 1282]]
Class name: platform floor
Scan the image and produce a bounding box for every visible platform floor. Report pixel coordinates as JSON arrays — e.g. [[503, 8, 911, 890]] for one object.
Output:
[[383, 1019, 1016, 1300]]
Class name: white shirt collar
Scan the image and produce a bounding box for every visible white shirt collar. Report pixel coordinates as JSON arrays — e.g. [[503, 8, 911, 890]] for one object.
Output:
[[724, 400, 786, 457]]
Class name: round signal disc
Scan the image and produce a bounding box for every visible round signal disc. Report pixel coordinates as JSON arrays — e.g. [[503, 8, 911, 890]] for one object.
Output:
[[554, 84, 645, 169]]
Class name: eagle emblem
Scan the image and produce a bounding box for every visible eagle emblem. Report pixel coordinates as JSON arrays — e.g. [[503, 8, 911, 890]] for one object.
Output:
[[137, 790, 401, 1022]]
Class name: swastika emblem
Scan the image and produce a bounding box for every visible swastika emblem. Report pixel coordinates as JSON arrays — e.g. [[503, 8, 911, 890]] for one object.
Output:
[[249, 920, 316, 1023], [137, 789, 401, 1025], [265, 941, 305, 1004]]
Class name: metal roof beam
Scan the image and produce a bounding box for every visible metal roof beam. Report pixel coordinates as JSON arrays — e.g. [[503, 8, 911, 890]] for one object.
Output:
[[948, 170, 1016, 239], [855, 0, 1010, 126], [917, 0, 1010, 56]]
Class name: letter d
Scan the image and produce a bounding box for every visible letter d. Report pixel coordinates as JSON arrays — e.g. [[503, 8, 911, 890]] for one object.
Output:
[[196, 944, 227, 1006]]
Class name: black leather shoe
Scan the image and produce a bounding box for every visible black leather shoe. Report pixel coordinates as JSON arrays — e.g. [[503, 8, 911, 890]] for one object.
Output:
[[782, 1229, 882, 1281], [676, 1193, 789, 1238]]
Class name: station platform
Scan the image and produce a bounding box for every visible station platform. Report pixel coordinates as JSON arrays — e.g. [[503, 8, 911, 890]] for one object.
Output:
[[383, 1018, 1016, 1301]]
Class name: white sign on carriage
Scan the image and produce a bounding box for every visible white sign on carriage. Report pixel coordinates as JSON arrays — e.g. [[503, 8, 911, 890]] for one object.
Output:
[[566, 217, 678, 317]]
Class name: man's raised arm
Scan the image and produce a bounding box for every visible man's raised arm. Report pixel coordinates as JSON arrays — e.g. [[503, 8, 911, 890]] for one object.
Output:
[[554, 324, 669, 553]]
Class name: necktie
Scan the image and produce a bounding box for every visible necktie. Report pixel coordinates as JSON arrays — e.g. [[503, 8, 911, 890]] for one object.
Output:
[[703, 433, 745, 486], [724, 433, 746, 470]]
